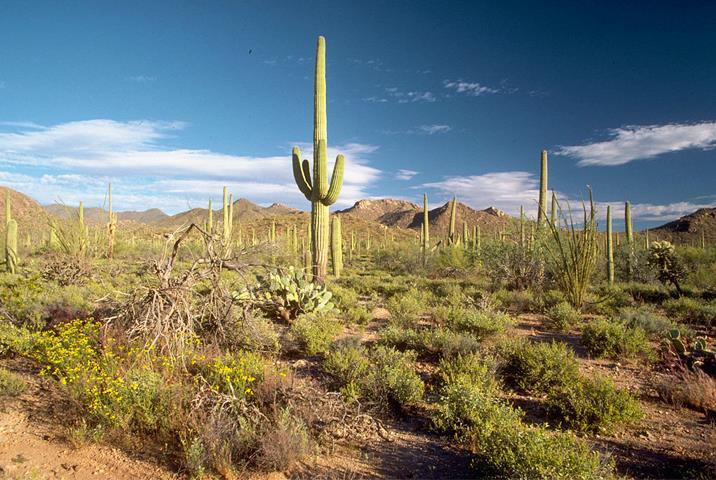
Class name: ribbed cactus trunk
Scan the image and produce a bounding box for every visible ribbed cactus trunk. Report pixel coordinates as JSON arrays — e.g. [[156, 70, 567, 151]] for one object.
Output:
[[550, 191, 557, 226], [291, 36, 345, 283], [448, 196, 457, 245], [538, 150, 548, 226], [331, 216, 342, 278], [519, 205, 525, 249], [625, 202, 633, 244], [645, 229, 650, 249], [207, 199, 213, 233], [462, 222, 469, 247], [5, 219, 17, 273], [422, 193, 429, 264], [607, 205, 614, 286], [222, 187, 230, 243]]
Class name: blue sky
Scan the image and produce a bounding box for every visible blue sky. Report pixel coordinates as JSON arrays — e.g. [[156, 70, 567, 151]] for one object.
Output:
[[0, 1, 714, 229]]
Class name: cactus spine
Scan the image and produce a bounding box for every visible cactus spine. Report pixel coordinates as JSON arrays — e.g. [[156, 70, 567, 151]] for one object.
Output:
[[331, 216, 342, 278], [607, 205, 614, 285], [291, 36, 345, 282], [448, 196, 457, 245], [5, 219, 17, 273], [538, 150, 548, 225]]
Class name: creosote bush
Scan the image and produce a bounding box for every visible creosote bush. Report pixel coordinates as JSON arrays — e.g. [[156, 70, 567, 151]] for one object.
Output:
[[581, 318, 652, 359], [290, 312, 342, 356], [497, 339, 580, 395], [547, 301, 581, 332]]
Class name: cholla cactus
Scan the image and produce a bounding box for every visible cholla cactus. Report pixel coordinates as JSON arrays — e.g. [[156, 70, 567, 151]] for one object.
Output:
[[647, 240, 685, 296], [5, 219, 17, 273], [292, 36, 345, 282]]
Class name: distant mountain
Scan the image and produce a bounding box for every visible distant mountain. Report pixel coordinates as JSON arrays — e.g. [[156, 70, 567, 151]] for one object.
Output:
[[337, 198, 513, 235], [0, 186, 50, 232], [652, 208, 716, 245], [44, 204, 169, 225]]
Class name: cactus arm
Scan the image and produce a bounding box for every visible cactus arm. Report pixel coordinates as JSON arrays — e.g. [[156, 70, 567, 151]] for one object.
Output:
[[292, 146, 312, 199], [322, 153, 345, 206]]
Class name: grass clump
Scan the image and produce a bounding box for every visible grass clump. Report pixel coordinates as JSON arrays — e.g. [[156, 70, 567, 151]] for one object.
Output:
[[581, 318, 652, 359], [498, 339, 580, 395], [657, 369, 716, 414], [546, 375, 643, 433], [547, 301, 581, 332], [0, 367, 27, 398]]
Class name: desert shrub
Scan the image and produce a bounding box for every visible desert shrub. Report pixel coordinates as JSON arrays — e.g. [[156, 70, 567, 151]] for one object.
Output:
[[257, 408, 310, 471], [379, 325, 481, 358], [0, 322, 36, 357], [386, 288, 427, 327], [534, 289, 567, 312], [290, 312, 342, 356], [663, 297, 716, 327], [581, 318, 652, 359], [369, 346, 424, 406], [547, 301, 581, 332], [656, 369, 716, 414], [498, 339, 580, 395], [546, 375, 643, 433], [235, 312, 280, 353], [618, 306, 675, 337], [437, 353, 501, 398], [200, 351, 265, 400], [442, 307, 513, 338], [623, 282, 672, 304], [323, 343, 424, 407], [432, 358, 614, 479], [0, 367, 26, 398], [481, 241, 546, 291], [434, 245, 470, 272], [588, 285, 634, 316], [345, 305, 372, 325], [491, 288, 534, 313], [329, 284, 359, 308]]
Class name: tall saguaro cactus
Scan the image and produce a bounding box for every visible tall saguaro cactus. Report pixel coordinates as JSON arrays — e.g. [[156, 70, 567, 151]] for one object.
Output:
[[550, 191, 557, 226], [606, 205, 614, 285], [538, 150, 548, 225], [292, 36, 345, 282], [448, 196, 457, 245], [625, 201, 633, 244], [331, 216, 342, 278], [422, 193, 429, 264], [5, 219, 17, 273]]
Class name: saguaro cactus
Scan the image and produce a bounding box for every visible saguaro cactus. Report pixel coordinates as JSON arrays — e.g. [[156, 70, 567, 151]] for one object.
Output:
[[292, 36, 345, 282], [331, 216, 342, 278], [448, 196, 457, 245], [519, 205, 525, 248], [207, 199, 213, 234], [538, 150, 548, 225], [550, 191, 557, 226], [5, 219, 17, 273], [625, 201, 633, 244], [422, 193, 429, 262], [607, 205, 614, 285]]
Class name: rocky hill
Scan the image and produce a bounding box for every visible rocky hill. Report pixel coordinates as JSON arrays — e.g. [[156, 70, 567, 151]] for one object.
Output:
[[1, 186, 52, 233], [652, 207, 716, 245], [44, 204, 169, 225]]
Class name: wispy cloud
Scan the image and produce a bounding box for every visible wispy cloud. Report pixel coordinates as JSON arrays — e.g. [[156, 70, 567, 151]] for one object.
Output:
[[557, 122, 716, 166], [127, 75, 157, 83], [443, 80, 499, 96], [0, 120, 382, 212], [395, 169, 419, 181], [383, 124, 451, 136], [365, 87, 436, 104]]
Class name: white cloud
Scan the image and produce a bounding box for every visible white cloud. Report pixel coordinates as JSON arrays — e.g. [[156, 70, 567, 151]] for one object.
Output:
[[443, 80, 499, 96], [395, 169, 419, 181], [127, 75, 157, 82], [419, 124, 451, 135], [367, 87, 435, 104], [0, 120, 382, 212], [557, 122, 716, 166], [423, 171, 716, 225]]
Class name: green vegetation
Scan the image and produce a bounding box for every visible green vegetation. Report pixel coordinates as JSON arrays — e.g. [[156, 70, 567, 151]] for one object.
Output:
[[581, 318, 652, 359]]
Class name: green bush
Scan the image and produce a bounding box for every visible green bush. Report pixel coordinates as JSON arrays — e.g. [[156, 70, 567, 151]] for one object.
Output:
[[547, 301, 581, 332], [379, 326, 481, 358], [498, 339, 580, 395], [386, 288, 427, 327], [432, 358, 614, 479], [618, 306, 675, 337], [0, 367, 27, 397], [546, 375, 643, 434], [663, 297, 716, 327], [0, 322, 37, 357], [442, 307, 513, 338], [437, 353, 501, 398], [290, 313, 342, 355], [345, 305, 372, 325], [581, 319, 652, 359]]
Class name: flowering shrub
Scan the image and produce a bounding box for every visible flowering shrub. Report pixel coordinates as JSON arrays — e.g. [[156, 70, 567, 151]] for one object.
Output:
[[201, 351, 264, 400]]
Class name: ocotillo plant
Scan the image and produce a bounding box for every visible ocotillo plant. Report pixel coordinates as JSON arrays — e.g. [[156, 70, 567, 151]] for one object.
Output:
[[331, 216, 342, 278], [292, 36, 345, 282], [107, 183, 117, 259], [538, 150, 548, 225], [448, 196, 457, 245], [5, 219, 17, 273], [607, 205, 615, 285]]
